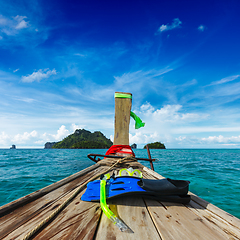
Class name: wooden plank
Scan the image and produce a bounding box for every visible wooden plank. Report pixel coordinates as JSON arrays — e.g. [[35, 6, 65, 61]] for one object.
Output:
[[95, 196, 161, 240], [143, 167, 165, 179], [0, 166, 107, 239], [190, 193, 240, 229], [145, 199, 227, 240], [143, 166, 240, 239], [0, 163, 100, 217], [114, 92, 132, 145], [34, 192, 102, 240], [3, 187, 85, 240], [144, 166, 240, 228], [2, 159, 239, 240], [187, 200, 240, 239], [99, 158, 145, 171]]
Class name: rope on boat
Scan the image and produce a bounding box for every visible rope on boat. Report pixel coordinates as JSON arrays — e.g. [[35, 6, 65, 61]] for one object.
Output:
[[22, 156, 137, 240]]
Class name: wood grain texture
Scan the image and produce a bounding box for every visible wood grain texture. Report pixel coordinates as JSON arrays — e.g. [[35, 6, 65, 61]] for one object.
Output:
[[187, 200, 240, 239], [0, 166, 107, 240], [145, 199, 228, 240], [114, 92, 132, 145], [34, 193, 102, 240], [95, 196, 161, 240], [0, 164, 100, 218], [1, 161, 240, 240], [143, 166, 240, 239], [190, 192, 240, 229]]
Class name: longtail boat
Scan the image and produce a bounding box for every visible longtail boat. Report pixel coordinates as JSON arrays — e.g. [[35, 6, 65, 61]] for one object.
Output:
[[1, 92, 240, 240]]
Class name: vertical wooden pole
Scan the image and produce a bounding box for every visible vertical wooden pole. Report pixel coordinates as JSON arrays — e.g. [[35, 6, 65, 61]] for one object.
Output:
[[146, 144, 154, 171], [114, 92, 132, 145]]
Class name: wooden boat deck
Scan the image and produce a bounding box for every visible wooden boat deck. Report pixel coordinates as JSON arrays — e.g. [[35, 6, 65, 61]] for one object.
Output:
[[1, 158, 240, 240]]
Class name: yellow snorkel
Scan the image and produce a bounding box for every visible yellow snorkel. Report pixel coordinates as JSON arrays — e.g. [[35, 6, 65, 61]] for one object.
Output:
[[100, 174, 129, 232]]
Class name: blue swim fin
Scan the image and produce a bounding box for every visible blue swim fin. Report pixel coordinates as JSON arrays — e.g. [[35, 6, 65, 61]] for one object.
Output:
[[81, 176, 191, 204]]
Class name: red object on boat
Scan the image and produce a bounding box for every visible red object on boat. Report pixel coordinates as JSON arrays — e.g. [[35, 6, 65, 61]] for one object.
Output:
[[105, 145, 135, 157]]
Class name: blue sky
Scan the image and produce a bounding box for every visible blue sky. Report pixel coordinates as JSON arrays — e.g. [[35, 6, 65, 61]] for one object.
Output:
[[1, 0, 240, 148]]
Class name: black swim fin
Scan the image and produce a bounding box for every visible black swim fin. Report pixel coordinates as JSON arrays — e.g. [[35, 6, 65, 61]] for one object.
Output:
[[81, 176, 191, 204]]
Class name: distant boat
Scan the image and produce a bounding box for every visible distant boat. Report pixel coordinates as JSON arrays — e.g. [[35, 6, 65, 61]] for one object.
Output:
[[10, 145, 16, 149]]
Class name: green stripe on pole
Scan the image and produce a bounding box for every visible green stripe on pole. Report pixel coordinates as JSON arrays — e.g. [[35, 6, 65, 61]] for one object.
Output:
[[115, 93, 132, 99]]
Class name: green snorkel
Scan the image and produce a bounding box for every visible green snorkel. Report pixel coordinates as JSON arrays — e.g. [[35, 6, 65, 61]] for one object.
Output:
[[100, 174, 129, 232]]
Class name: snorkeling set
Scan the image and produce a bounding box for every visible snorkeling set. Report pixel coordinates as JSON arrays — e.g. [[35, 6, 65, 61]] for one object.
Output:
[[81, 167, 190, 231]]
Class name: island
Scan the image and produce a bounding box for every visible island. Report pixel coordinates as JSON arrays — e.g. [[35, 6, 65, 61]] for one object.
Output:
[[10, 145, 16, 149], [144, 142, 166, 149], [131, 143, 137, 149], [44, 142, 56, 149], [45, 129, 113, 149]]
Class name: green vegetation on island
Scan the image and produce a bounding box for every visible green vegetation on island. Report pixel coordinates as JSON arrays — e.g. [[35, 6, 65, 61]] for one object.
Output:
[[144, 142, 166, 149], [51, 129, 113, 149]]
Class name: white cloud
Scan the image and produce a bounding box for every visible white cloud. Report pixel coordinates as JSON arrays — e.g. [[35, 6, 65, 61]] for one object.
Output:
[[22, 68, 57, 83], [113, 68, 173, 96], [139, 103, 205, 123], [201, 135, 240, 144], [208, 75, 240, 86], [128, 103, 210, 148], [49, 125, 69, 141], [12, 130, 38, 144], [15, 97, 35, 103], [71, 123, 85, 132], [0, 15, 7, 25], [174, 134, 240, 148], [140, 102, 155, 115], [74, 53, 87, 57], [0, 132, 10, 145], [34, 140, 45, 145], [159, 25, 167, 32], [173, 126, 240, 134], [158, 18, 182, 32], [0, 14, 30, 36], [42, 125, 87, 143], [14, 15, 29, 30], [65, 68, 173, 105], [114, 69, 172, 85], [129, 131, 159, 145], [198, 25, 206, 31], [0, 13, 47, 47], [0, 125, 71, 148], [153, 105, 182, 121]]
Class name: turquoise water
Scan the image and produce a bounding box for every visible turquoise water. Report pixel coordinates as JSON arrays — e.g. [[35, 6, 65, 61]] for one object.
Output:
[[0, 149, 239, 219]]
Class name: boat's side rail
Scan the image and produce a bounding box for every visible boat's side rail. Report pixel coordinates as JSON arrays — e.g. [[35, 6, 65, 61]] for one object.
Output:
[[88, 153, 156, 163], [0, 163, 100, 218]]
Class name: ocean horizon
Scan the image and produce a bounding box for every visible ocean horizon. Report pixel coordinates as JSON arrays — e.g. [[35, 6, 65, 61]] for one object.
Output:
[[0, 148, 239, 219]]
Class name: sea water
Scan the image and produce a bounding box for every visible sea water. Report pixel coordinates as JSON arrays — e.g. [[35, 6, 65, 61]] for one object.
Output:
[[0, 149, 239, 219]]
